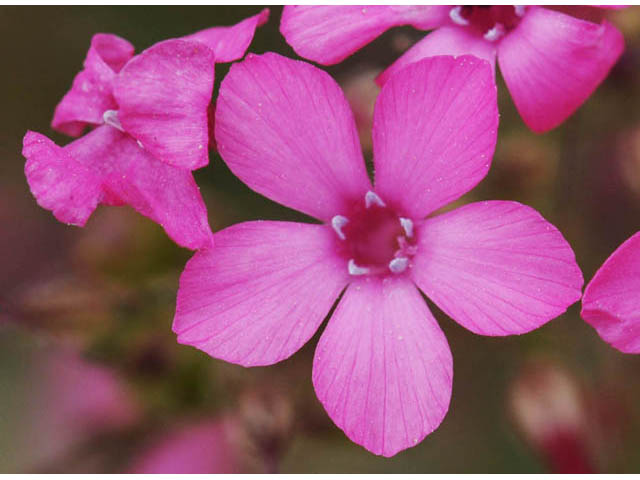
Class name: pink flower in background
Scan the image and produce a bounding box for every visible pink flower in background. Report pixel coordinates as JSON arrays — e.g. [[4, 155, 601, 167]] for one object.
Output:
[[280, 5, 624, 132], [128, 419, 238, 473], [581, 231, 640, 353], [22, 9, 269, 250], [173, 52, 583, 456]]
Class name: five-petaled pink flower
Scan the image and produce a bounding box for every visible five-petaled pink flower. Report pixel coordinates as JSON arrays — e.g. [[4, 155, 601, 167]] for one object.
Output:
[[173, 52, 584, 456], [22, 9, 269, 250], [581, 231, 640, 353], [280, 5, 624, 133]]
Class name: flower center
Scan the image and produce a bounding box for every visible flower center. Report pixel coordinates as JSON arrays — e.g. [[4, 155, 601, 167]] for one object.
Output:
[[331, 191, 417, 277], [449, 5, 525, 42]]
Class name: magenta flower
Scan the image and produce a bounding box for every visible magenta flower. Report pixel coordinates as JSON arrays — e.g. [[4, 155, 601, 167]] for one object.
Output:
[[22, 9, 269, 250], [173, 52, 583, 456], [581, 232, 640, 353], [280, 5, 624, 132], [128, 419, 237, 473]]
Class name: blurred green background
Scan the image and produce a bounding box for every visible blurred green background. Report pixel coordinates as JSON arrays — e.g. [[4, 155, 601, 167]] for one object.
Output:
[[1, 5, 640, 473]]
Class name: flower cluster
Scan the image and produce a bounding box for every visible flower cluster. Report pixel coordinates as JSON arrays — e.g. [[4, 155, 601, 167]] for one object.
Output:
[[21, 5, 637, 462]]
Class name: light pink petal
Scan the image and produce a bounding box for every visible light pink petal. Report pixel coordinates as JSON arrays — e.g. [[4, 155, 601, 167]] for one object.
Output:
[[128, 420, 236, 473], [313, 277, 452, 457], [174, 221, 348, 366], [184, 8, 269, 63], [52, 33, 135, 137], [376, 26, 497, 86], [498, 6, 624, 133], [411, 201, 583, 336], [280, 5, 449, 65], [372, 55, 498, 219], [581, 232, 640, 353], [215, 52, 372, 221], [114, 39, 215, 170], [24, 126, 212, 250]]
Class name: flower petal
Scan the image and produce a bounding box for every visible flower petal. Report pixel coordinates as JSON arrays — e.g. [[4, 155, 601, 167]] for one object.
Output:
[[376, 26, 497, 86], [372, 55, 498, 219], [174, 221, 348, 366], [411, 201, 583, 336], [280, 6, 449, 65], [52, 33, 134, 137], [184, 8, 269, 63], [128, 420, 236, 473], [498, 6, 624, 133], [215, 52, 372, 221], [313, 277, 452, 457], [114, 39, 215, 170], [23, 126, 212, 250], [581, 232, 640, 353]]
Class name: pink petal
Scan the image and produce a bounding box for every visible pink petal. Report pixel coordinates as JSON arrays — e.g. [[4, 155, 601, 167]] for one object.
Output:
[[411, 201, 583, 336], [498, 6, 624, 133], [376, 26, 497, 86], [128, 420, 236, 473], [184, 8, 269, 63], [280, 6, 449, 65], [23, 131, 103, 226], [215, 52, 372, 222], [52, 33, 135, 137], [581, 232, 640, 353], [114, 39, 215, 170], [23, 126, 212, 250], [372, 55, 498, 219], [173, 221, 348, 366], [313, 277, 453, 457]]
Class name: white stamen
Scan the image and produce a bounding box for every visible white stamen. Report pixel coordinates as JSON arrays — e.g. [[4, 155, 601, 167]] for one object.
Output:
[[389, 257, 409, 274], [331, 215, 349, 240], [484, 23, 505, 42], [399, 217, 414, 238], [514, 5, 526, 17], [365, 191, 386, 209], [103, 109, 124, 132], [449, 6, 469, 26], [348, 259, 370, 276]]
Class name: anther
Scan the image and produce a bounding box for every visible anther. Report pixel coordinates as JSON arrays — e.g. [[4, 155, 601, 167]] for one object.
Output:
[[514, 5, 526, 17], [399, 217, 414, 238], [331, 215, 349, 240], [389, 257, 409, 274], [484, 23, 506, 42], [365, 191, 386, 209], [103, 110, 124, 132], [348, 259, 370, 276], [449, 6, 469, 26]]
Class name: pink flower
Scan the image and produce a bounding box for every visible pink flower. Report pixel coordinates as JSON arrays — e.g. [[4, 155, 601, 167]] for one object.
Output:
[[581, 231, 640, 353], [280, 5, 624, 132], [173, 52, 583, 456], [22, 9, 269, 250], [127, 419, 238, 474]]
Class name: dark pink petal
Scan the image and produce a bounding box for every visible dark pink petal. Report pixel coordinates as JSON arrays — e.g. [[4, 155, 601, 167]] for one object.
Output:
[[128, 420, 236, 473], [498, 6, 624, 133], [215, 52, 372, 221], [114, 39, 215, 170], [372, 56, 498, 219], [411, 201, 583, 336], [313, 277, 452, 457], [376, 26, 497, 86], [23, 131, 103, 226], [52, 33, 134, 137], [280, 6, 449, 65], [174, 221, 348, 366], [581, 232, 640, 353], [23, 126, 212, 250], [184, 8, 269, 62]]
